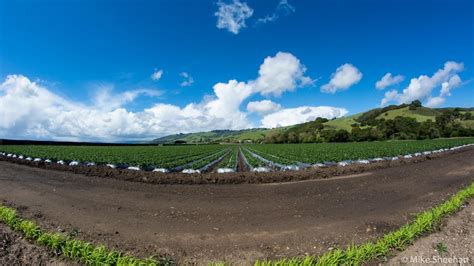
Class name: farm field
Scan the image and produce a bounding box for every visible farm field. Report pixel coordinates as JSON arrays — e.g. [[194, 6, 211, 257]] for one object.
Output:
[[1, 138, 474, 172], [0, 147, 473, 264], [243, 138, 474, 166], [0, 144, 231, 171]]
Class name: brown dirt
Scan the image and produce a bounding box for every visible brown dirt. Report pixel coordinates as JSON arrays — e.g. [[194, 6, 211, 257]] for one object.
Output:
[[236, 148, 250, 172], [0, 146, 470, 185], [0, 148, 472, 264], [0, 222, 73, 265], [389, 199, 473, 265]]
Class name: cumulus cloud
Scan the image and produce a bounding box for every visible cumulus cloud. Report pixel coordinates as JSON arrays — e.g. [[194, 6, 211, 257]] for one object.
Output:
[[257, 0, 295, 25], [440, 75, 462, 97], [375, 73, 404, 90], [0, 52, 327, 141], [247, 100, 281, 115], [0, 75, 253, 141], [321, 63, 362, 93], [425, 96, 446, 108], [205, 80, 253, 129], [215, 0, 253, 34], [151, 69, 163, 81], [380, 61, 464, 107], [179, 72, 194, 87], [93, 84, 162, 111], [261, 106, 348, 128], [253, 52, 313, 96]]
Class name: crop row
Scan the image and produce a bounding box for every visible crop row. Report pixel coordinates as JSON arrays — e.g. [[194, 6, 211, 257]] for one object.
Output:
[[186, 148, 230, 171], [0, 144, 228, 170], [216, 146, 238, 169], [244, 138, 474, 165], [240, 147, 267, 168], [1, 138, 473, 173]]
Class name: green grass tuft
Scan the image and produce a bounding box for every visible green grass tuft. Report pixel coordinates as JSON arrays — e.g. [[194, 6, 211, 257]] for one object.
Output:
[[0, 205, 173, 265]]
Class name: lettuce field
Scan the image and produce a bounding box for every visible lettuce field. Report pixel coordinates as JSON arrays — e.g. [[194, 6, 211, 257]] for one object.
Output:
[[1, 138, 473, 172]]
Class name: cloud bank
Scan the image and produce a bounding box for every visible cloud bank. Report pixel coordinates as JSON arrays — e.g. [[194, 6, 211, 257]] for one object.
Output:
[[0, 52, 347, 141]]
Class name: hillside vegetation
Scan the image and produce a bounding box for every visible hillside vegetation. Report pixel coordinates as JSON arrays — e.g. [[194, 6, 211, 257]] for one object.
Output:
[[152, 101, 474, 144]]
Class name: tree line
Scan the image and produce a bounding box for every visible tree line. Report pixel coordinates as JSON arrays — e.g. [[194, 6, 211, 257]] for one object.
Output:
[[264, 101, 474, 144]]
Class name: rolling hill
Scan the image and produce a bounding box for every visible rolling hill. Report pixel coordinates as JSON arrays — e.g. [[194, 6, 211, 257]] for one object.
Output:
[[151, 105, 474, 144]]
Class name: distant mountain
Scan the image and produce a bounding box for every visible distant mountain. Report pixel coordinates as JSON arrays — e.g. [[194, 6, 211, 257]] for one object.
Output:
[[151, 105, 474, 144]]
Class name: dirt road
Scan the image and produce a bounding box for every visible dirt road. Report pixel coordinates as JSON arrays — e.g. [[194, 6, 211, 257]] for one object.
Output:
[[0, 148, 473, 264]]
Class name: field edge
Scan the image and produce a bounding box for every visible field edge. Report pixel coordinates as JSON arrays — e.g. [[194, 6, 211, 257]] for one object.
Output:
[[0, 182, 472, 265], [252, 181, 474, 266]]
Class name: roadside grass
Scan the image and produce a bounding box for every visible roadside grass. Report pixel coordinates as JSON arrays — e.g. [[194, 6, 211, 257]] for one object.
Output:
[[253, 182, 474, 266], [0, 206, 174, 266]]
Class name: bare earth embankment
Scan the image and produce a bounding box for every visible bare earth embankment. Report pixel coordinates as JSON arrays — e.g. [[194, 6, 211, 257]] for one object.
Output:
[[0, 148, 473, 264]]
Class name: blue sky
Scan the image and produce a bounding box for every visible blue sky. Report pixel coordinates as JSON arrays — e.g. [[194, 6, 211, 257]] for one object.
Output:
[[0, 0, 473, 141]]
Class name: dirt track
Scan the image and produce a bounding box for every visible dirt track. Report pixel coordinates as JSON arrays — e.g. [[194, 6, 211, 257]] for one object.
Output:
[[0, 148, 473, 264]]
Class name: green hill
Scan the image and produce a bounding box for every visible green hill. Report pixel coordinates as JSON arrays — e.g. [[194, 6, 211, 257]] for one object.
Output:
[[151, 104, 474, 144], [323, 114, 361, 131], [375, 106, 441, 122], [151, 128, 282, 144]]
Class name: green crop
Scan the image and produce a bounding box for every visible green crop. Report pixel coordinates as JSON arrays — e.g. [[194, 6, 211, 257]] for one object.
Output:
[[0, 205, 171, 265], [187, 148, 230, 170], [240, 147, 267, 168], [244, 138, 474, 165], [216, 146, 238, 169], [0, 144, 227, 169], [1, 138, 473, 171]]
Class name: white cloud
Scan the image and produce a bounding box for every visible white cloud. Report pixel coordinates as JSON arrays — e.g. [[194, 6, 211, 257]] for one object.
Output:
[[0, 75, 250, 141], [204, 80, 253, 129], [179, 72, 194, 87], [375, 73, 404, 90], [93, 84, 162, 111], [253, 52, 313, 96], [257, 0, 295, 24], [380, 61, 464, 107], [151, 69, 163, 81], [321, 63, 362, 93], [380, 89, 399, 107], [0, 75, 169, 141], [0, 52, 326, 141], [425, 96, 445, 108], [440, 75, 462, 97], [247, 100, 282, 115], [261, 106, 348, 128], [215, 0, 253, 34]]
